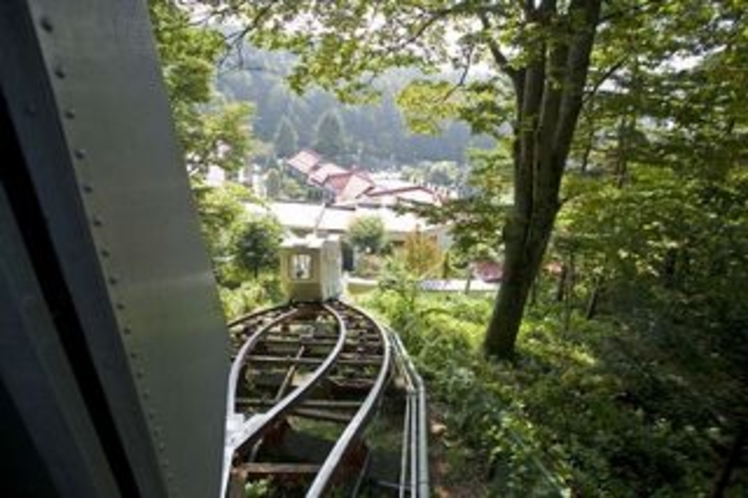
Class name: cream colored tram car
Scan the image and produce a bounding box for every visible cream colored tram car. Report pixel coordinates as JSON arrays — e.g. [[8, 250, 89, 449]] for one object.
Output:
[[280, 235, 342, 302]]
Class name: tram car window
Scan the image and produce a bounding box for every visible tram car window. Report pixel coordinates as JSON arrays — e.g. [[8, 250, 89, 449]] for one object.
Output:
[[291, 254, 313, 280], [280, 235, 343, 302]]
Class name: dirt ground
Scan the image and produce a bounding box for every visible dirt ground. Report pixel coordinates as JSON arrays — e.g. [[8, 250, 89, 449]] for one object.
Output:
[[428, 403, 490, 497]]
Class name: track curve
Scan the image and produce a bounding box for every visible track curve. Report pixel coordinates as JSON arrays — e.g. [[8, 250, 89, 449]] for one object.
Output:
[[222, 300, 418, 497]]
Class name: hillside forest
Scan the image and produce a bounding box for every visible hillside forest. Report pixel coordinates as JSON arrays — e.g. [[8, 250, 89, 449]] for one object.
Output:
[[149, 0, 748, 496], [216, 47, 495, 169]]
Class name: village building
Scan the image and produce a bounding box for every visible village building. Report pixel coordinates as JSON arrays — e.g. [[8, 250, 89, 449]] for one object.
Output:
[[284, 149, 451, 208], [252, 201, 451, 250]]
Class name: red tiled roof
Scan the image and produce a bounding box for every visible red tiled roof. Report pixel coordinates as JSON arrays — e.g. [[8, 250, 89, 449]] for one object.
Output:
[[347, 165, 372, 182], [286, 149, 322, 175], [338, 175, 374, 201], [325, 173, 352, 193], [321, 169, 374, 198], [285, 150, 443, 206], [366, 184, 431, 197], [309, 162, 347, 185]]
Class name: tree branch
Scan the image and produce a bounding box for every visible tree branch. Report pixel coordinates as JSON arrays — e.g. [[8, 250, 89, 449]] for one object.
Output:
[[442, 44, 475, 102], [478, 13, 519, 84], [553, 0, 603, 163], [394, 0, 494, 53], [223, 3, 275, 50], [599, 0, 662, 24], [583, 56, 628, 105]]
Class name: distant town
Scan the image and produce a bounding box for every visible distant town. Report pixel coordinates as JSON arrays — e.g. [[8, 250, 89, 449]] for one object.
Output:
[[207, 148, 456, 250], [203, 148, 502, 289]]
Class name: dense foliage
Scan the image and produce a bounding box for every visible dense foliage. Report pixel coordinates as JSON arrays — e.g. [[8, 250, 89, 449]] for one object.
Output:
[[213, 0, 748, 359], [359, 285, 747, 496], [236, 215, 283, 279], [150, 3, 279, 317], [150, 0, 252, 177], [312, 111, 347, 161], [402, 231, 444, 278], [272, 117, 298, 159], [190, 182, 283, 315]]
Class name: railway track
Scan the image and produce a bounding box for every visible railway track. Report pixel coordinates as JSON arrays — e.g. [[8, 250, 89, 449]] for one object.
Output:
[[221, 300, 428, 497]]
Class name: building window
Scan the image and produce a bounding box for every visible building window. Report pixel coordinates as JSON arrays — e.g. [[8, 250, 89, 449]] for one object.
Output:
[[291, 254, 312, 280]]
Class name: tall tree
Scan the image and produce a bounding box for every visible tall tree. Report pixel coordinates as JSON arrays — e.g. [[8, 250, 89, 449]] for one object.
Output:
[[222, 0, 610, 357], [403, 230, 444, 277], [273, 117, 299, 158], [313, 111, 346, 159]]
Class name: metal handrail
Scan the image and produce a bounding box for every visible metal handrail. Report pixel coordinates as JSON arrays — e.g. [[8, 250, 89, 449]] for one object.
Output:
[[389, 328, 430, 498]]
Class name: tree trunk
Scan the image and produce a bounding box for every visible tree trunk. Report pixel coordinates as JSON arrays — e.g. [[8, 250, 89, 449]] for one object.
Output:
[[464, 272, 472, 294], [482, 0, 602, 358], [712, 427, 746, 498], [556, 263, 568, 302], [585, 275, 602, 320], [485, 203, 558, 357], [563, 252, 576, 331], [530, 275, 539, 307]]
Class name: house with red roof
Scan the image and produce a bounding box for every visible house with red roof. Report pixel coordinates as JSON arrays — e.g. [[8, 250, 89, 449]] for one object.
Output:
[[308, 162, 348, 186], [284, 149, 448, 207], [286, 149, 322, 177]]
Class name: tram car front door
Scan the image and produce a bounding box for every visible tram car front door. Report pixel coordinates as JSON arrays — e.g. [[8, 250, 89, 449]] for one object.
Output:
[[280, 235, 342, 302]]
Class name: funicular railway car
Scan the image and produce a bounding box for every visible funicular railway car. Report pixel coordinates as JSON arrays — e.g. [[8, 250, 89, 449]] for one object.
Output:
[[280, 235, 343, 301]]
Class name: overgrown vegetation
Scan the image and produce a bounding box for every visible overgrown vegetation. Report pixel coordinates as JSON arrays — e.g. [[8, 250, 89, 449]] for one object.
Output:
[[192, 182, 283, 317], [359, 281, 747, 496], [347, 215, 387, 255]]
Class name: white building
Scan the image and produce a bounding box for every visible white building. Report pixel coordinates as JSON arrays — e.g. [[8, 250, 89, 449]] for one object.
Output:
[[248, 201, 451, 250]]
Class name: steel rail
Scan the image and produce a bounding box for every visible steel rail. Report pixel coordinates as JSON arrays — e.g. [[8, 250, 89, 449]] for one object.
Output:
[[221, 308, 302, 498], [224, 300, 426, 497], [388, 325, 417, 497], [225, 309, 301, 417], [226, 302, 291, 329], [306, 301, 392, 497], [396, 352, 414, 498], [229, 303, 348, 451]]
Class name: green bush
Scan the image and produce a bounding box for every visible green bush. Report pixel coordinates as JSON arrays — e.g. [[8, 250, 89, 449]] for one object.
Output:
[[220, 274, 283, 320]]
